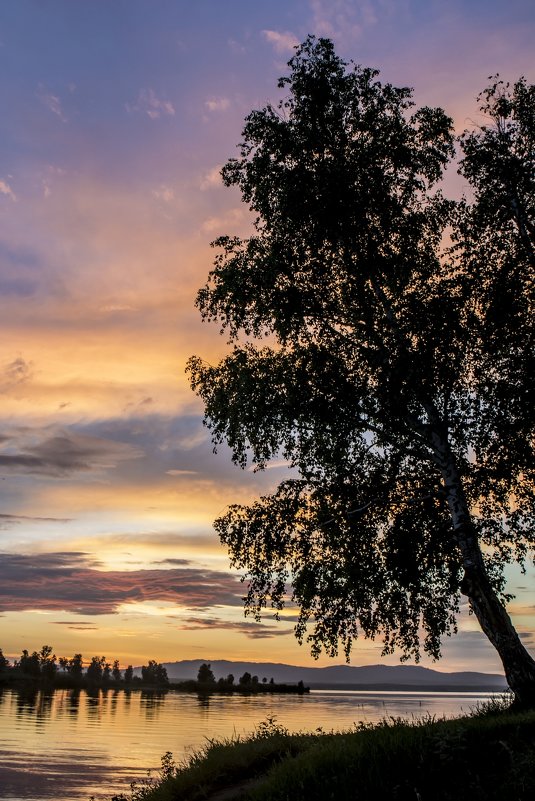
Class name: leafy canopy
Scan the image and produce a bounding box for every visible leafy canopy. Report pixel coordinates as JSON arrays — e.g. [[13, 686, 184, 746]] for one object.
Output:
[[188, 39, 534, 662]]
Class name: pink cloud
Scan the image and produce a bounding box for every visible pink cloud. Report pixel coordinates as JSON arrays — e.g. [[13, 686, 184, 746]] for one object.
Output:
[[262, 29, 299, 53], [0, 552, 244, 614]]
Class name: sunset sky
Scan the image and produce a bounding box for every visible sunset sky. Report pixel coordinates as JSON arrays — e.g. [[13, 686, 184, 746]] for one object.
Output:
[[1, 0, 534, 673]]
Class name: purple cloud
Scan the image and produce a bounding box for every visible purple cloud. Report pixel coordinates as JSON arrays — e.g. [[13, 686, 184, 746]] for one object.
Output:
[[175, 615, 294, 639], [0, 552, 244, 615]]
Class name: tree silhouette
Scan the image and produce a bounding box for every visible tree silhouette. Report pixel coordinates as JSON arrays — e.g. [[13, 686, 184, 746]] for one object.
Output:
[[112, 659, 122, 682], [141, 660, 169, 686], [69, 653, 83, 678], [197, 662, 216, 684], [188, 37, 535, 705], [86, 655, 105, 683], [19, 650, 41, 677], [239, 672, 252, 687], [39, 645, 57, 681]]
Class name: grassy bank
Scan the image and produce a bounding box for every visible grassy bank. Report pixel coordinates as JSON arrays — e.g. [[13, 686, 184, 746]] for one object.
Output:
[[114, 700, 535, 801]]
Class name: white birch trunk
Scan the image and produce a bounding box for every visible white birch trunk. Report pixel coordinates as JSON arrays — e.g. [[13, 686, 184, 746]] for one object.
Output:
[[431, 431, 535, 706]]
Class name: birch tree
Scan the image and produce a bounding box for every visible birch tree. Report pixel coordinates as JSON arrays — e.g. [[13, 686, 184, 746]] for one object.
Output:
[[188, 38, 535, 705]]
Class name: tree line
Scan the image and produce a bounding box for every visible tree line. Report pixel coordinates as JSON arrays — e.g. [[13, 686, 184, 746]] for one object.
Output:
[[192, 663, 307, 694], [0, 646, 169, 687], [0, 650, 306, 694]]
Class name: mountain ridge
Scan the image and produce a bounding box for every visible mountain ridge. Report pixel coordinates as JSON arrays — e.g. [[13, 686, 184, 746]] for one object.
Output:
[[158, 659, 507, 689]]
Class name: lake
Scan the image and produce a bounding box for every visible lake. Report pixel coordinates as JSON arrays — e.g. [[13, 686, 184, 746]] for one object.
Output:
[[0, 686, 500, 800]]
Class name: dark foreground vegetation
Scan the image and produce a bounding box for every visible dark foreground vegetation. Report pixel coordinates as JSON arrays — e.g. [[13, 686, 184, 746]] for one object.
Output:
[[109, 700, 535, 801]]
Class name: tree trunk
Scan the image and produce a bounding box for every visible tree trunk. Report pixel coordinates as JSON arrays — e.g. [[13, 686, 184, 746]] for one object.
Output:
[[437, 439, 535, 707], [461, 552, 535, 707]]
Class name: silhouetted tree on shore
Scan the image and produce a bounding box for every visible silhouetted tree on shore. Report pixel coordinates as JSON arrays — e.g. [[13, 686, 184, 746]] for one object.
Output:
[[39, 645, 57, 680], [112, 660, 122, 682], [19, 650, 41, 677], [197, 663, 216, 684], [86, 656, 105, 683], [188, 37, 535, 706], [141, 660, 169, 686]]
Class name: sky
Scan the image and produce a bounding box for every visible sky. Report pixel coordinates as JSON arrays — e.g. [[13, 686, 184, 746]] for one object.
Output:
[[0, 0, 534, 673]]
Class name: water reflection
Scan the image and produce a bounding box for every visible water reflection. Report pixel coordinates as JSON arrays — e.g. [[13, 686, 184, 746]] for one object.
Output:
[[109, 689, 120, 717], [196, 692, 210, 709], [16, 688, 40, 717], [67, 689, 81, 717], [140, 691, 166, 719]]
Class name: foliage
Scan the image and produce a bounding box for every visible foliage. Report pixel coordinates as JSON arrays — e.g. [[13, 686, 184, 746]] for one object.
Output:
[[141, 660, 169, 686], [453, 76, 534, 505], [68, 653, 84, 677], [38, 645, 57, 680], [18, 649, 41, 677], [197, 662, 216, 684], [0, 648, 9, 671], [86, 655, 106, 683], [0, 645, 141, 689], [187, 37, 535, 693]]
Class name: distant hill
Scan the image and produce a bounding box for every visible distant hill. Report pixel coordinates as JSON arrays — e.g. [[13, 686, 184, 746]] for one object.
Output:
[[158, 659, 507, 690]]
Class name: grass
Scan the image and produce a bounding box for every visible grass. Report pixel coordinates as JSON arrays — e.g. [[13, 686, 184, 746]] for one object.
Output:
[[111, 697, 535, 801]]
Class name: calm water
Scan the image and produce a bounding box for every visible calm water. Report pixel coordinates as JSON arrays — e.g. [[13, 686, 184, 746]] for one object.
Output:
[[0, 686, 499, 800]]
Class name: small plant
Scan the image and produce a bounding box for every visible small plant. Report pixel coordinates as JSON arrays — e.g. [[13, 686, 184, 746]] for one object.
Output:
[[253, 716, 289, 739], [470, 692, 515, 717], [109, 752, 177, 801]]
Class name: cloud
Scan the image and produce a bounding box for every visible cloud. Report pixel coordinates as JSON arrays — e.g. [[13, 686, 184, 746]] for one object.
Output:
[[204, 97, 230, 113], [262, 30, 299, 54], [228, 38, 248, 55], [201, 207, 249, 234], [127, 89, 175, 119], [0, 551, 244, 615], [152, 185, 175, 203], [175, 615, 294, 639], [76, 531, 222, 556], [1, 357, 33, 390], [38, 86, 67, 121], [0, 179, 16, 201], [0, 426, 143, 477], [309, 0, 375, 42], [100, 303, 137, 313], [52, 620, 98, 630], [0, 513, 71, 528], [200, 165, 223, 191], [165, 469, 198, 476]]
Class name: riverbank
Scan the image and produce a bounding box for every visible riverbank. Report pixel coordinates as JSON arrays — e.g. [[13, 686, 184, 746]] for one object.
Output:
[[119, 699, 535, 801]]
